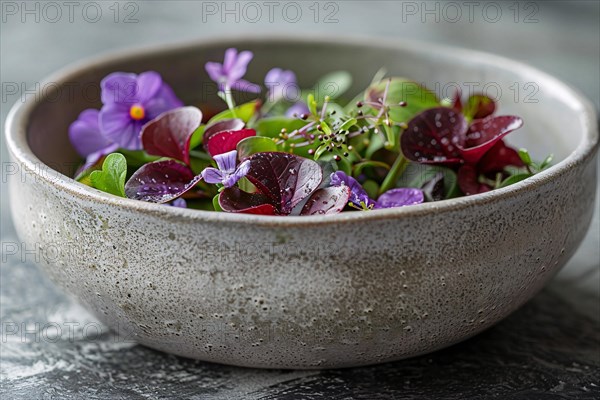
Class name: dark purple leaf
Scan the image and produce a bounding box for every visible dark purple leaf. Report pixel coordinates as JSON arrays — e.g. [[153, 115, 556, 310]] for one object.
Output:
[[246, 152, 322, 214], [125, 160, 202, 203], [300, 186, 351, 215], [202, 118, 245, 148], [206, 129, 256, 157], [219, 187, 277, 215], [141, 107, 202, 165], [401, 107, 467, 164], [478, 140, 524, 174], [457, 165, 490, 196], [459, 115, 523, 164]]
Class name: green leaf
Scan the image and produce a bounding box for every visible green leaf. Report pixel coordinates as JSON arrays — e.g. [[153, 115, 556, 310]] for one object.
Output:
[[365, 78, 440, 124], [403, 164, 459, 199], [311, 71, 352, 103], [89, 153, 127, 197], [212, 194, 223, 211], [189, 125, 206, 150], [75, 155, 106, 185], [255, 116, 307, 138], [319, 120, 332, 135], [352, 160, 391, 177], [362, 179, 380, 199], [339, 118, 358, 132], [518, 148, 532, 166], [499, 173, 531, 188], [118, 149, 160, 167], [237, 136, 279, 159], [538, 154, 554, 170], [314, 145, 328, 160], [307, 93, 318, 115], [208, 100, 259, 124]]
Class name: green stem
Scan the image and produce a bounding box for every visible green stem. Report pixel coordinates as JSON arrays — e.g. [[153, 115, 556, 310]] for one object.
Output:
[[378, 153, 408, 195], [220, 85, 238, 118]]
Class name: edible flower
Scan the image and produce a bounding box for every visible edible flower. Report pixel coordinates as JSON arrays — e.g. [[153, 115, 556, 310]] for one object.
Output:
[[99, 71, 183, 150], [205, 48, 260, 93], [68, 109, 118, 165], [201, 150, 250, 188], [265, 68, 298, 102], [330, 171, 424, 209]]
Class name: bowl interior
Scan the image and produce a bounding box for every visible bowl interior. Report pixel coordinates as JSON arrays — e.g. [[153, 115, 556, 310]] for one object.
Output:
[[24, 38, 589, 177]]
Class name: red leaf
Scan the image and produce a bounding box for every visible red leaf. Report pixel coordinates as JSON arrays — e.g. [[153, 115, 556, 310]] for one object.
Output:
[[125, 160, 202, 203], [246, 152, 322, 214], [451, 88, 462, 111], [459, 115, 523, 164], [401, 107, 467, 164], [300, 186, 351, 215], [457, 165, 490, 196], [141, 107, 202, 165], [206, 128, 256, 157], [478, 140, 524, 174], [219, 187, 277, 215], [202, 118, 245, 148]]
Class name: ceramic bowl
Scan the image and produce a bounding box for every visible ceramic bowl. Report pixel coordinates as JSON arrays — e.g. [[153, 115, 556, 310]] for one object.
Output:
[[6, 36, 598, 369]]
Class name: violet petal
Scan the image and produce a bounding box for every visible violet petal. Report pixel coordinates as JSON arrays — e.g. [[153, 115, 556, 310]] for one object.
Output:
[[69, 109, 112, 157], [135, 71, 162, 103], [214, 150, 238, 173], [329, 171, 373, 208], [201, 167, 224, 184], [374, 188, 424, 209], [100, 72, 137, 104]]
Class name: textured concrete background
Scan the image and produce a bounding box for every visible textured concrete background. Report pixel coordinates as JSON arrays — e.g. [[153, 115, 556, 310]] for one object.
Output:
[[1, 1, 599, 398]]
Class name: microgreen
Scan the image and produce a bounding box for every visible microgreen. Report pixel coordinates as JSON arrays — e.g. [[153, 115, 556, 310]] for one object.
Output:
[[69, 48, 553, 215], [89, 153, 127, 197]]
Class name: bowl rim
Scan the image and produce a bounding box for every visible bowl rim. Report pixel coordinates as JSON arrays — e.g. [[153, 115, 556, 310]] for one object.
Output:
[[5, 34, 599, 227]]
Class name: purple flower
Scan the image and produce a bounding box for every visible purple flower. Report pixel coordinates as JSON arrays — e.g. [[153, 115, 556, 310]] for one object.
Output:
[[167, 198, 187, 208], [265, 68, 299, 102], [205, 48, 260, 93], [330, 171, 375, 209], [69, 109, 118, 165], [285, 102, 311, 118], [330, 171, 424, 210], [373, 188, 424, 209], [201, 150, 250, 188], [99, 71, 183, 150]]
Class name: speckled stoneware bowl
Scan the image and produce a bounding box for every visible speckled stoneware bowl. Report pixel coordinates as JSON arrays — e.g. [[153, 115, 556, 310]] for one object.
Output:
[[6, 36, 598, 369]]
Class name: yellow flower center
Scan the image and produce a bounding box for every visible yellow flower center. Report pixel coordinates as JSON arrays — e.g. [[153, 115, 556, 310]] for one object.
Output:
[[129, 105, 145, 120]]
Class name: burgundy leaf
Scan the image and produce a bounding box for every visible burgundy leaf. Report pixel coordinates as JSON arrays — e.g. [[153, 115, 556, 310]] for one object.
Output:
[[457, 165, 490, 196], [141, 107, 202, 165], [401, 107, 467, 164], [125, 160, 202, 203], [219, 187, 277, 215], [300, 185, 351, 215], [246, 152, 323, 214], [459, 115, 523, 164], [451, 88, 462, 111], [202, 118, 245, 148], [466, 93, 496, 120], [478, 140, 524, 174], [206, 129, 256, 157]]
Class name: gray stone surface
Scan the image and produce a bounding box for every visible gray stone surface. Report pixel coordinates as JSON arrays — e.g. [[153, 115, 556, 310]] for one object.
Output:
[[1, 1, 599, 398]]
